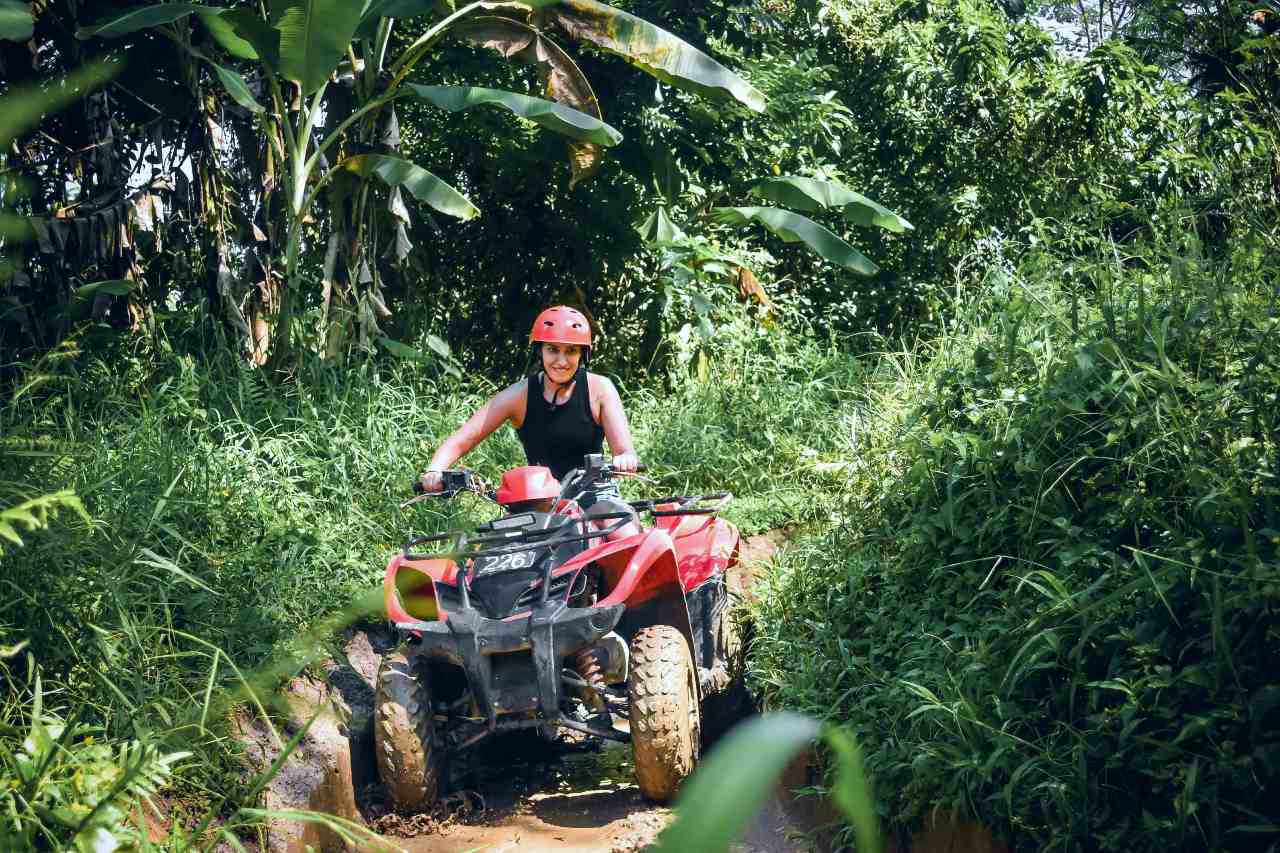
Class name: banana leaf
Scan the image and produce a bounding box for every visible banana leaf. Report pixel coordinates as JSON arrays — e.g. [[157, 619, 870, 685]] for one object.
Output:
[[200, 9, 279, 64], [268, 0, 364, 95], [338, 155, 479, 221], [455, 16, 606, 185], [209, 62, 266, 113], [75, 279, 138, 298], [406, 83, 621, 146], [76, 3, 209, 38], [750, 176, 913, 233], [712, 206, 878, 275], [637, 207, 683, 242], [544, 0, 765, 112]]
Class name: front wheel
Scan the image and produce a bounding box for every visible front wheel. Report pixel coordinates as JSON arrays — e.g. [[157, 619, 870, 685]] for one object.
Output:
[[628, 625, 701, 802], [374, 646, 444, 812]]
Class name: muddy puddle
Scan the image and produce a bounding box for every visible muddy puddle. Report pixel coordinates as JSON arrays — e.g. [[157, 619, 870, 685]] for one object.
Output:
[[364, 728, 831, 853], [365, 729, 670, 853]]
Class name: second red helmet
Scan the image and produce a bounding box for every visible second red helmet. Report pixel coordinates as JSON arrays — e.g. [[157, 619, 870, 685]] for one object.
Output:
[[530, 306, 592, 347]]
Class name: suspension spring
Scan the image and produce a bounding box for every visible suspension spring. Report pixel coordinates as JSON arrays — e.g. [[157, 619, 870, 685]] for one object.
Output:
[[574, 647, 606, 690]]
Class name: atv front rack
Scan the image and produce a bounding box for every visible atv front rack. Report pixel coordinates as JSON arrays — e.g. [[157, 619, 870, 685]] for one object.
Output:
[[402, 511, 637, 610]]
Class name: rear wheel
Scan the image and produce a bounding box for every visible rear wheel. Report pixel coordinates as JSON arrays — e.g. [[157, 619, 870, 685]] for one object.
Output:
[[374, 645, 443, 812], [701, 593, 753, 743], [628, 625, 701, 802]]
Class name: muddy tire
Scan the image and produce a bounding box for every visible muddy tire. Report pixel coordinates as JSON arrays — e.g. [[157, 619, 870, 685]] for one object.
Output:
[[701, 603, 752, 744], [628, 625, 701, 802], [374, 646, 443, 812]]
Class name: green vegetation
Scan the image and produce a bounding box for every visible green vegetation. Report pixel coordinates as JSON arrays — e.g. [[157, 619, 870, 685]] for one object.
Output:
[[3, 0, 1279, 849], [750, 226, 1280, 850]]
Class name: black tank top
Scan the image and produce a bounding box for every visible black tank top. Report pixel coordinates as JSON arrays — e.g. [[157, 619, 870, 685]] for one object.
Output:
[[516, 368, 604, 481]]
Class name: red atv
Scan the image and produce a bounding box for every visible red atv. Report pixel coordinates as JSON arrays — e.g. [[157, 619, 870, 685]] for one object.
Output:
[[376, 454, 742, 808]]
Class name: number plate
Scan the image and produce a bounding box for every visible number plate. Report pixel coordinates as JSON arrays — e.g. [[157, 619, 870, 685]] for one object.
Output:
[[473, 548, 539, 576]]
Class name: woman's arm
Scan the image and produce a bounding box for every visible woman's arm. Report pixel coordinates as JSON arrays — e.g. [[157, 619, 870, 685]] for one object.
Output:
[[593, 375, 640, 473], [420, 381, 525, 490]]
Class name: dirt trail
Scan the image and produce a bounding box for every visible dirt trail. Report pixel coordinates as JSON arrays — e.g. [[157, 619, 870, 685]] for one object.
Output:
[[365, 530, 821, 853]]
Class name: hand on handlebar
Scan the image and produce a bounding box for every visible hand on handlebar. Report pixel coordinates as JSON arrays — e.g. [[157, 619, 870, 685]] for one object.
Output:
[[611, 453, 641, 474], [418, 470, 445, 493]]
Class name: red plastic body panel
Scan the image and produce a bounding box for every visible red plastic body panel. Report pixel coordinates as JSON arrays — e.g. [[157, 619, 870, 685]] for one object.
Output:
[[666, 516, 739, 591], [384, 554, 457, 631], [384, 507, 740, 625], [496, 465, 559, 505], [595, 529, 680, 608]]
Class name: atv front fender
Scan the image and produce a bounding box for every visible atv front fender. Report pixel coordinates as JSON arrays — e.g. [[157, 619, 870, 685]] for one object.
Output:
[[385, 554, 458, 627], [596, 528, 679, 608]]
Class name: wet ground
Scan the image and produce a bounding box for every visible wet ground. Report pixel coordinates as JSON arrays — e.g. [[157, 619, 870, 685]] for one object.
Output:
[[364, 731, 827, 853], [366, 732, 667, 852]]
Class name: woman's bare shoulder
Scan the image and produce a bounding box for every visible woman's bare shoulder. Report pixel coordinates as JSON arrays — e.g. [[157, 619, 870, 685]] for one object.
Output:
[[475, 378, 527, 425], [585, 372, 617, 394], [497, 377, 528, 398]]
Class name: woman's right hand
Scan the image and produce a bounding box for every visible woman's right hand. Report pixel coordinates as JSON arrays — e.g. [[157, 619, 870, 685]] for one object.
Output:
[[419, 470, 444, 493]]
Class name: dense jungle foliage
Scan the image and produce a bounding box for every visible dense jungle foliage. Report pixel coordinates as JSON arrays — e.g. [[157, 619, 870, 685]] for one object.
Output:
[[2, 0, 1278, 849]]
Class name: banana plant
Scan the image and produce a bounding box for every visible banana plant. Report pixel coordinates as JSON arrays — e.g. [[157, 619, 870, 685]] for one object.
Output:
[[713, 175, 914, 277], [78, 0, 765, 364], [636, 173, 912, 342], [0, 0, 33, 41]]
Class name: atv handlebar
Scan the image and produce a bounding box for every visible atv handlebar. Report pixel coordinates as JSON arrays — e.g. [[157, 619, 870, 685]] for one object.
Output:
[[408, 469, 494, 501], [408, 455, 645, 506], [403, 454, 731, 523]]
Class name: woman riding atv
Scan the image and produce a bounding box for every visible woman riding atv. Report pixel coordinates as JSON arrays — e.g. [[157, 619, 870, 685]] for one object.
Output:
[[418, 305, 641, 512]]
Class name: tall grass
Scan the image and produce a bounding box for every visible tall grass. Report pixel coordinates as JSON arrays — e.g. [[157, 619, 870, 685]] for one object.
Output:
[[749, 223, 1280, 851]]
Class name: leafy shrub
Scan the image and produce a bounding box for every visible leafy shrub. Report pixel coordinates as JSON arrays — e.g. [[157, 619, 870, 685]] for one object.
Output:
[[750, 228, 1280, 851], [0, 671, 187, 852]]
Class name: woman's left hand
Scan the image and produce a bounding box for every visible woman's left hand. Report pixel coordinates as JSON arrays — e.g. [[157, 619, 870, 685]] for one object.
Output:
[[612, 452, 640, 474]]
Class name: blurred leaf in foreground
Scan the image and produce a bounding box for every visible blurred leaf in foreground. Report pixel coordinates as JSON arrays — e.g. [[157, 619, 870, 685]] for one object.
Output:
[[0, 62, 118, 149], [652, 712, 880, 853]]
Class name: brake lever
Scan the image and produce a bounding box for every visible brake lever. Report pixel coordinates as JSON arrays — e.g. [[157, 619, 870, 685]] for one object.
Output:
[[400, 491, 449, 509], [614, 470, 657, 485]]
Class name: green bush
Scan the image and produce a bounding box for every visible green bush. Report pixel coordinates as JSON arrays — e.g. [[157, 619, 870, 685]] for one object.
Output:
[[0, 670, 187, 853], [750, 228, 1280, 851]]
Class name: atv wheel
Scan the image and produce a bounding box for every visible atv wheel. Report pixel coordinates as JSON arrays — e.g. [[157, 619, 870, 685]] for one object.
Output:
[[628, 625, 701, 802], [701, 594, 753, 744], [374, 645, 443, 812]]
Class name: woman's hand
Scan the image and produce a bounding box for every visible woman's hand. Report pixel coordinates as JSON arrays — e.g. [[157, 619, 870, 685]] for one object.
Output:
[[612, 453, 640, 474], [419, 470, 444, 493]]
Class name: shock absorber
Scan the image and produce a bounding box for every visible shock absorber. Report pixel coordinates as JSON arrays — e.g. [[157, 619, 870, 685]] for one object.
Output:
[[574, 647, 607, 712]]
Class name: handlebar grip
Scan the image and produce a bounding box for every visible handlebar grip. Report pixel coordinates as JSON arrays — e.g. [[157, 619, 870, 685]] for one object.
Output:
[[412, 478, 425, 495], [636, 463, 648, 473]]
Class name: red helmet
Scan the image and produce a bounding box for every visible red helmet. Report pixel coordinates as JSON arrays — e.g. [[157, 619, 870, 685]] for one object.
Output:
[[496, 466, 561, 505], [530, 306, 592, 347]]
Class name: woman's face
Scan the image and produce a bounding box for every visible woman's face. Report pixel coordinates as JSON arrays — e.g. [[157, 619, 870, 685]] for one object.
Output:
[[541, 342, 582, 383]]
